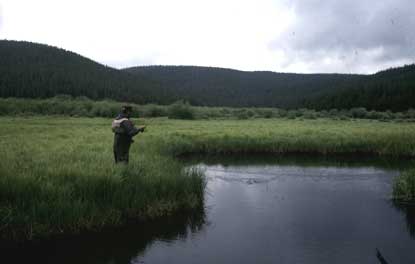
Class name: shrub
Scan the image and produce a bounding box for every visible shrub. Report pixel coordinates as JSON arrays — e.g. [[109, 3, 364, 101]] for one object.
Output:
[[303, 110, 317, 119], [246, 110, 255, 118], [338, 115, 349, 121], [349, 107, 368, 119], [168, 101, 195, 120], [286, 110, 297, 119], [339, 109, 351, 118], [295, 109, 305, 117], [277, 109, 288, 118], [319, 110, 329, 118], [385, 110, 394, 119], [146, 105, 167, 117], [220, 108, 231, 116], [255, 109, 274, 118], [367, 111, 384, 120], [405, 109, 415, 119], [235, 109, 249, 120], [329, 109, 339, 117], [394, 112, 405, 120], [264, 110, 273, 118]]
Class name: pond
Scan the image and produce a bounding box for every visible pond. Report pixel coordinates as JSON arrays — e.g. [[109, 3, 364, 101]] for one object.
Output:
[[5, 155, 415, 264]]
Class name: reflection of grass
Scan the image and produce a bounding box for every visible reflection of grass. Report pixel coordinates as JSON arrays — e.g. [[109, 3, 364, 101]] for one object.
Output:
[[182, 153, 413, 170], [393, 170, 415, 202], [2, 208, 206, 263], [392, 200, 415, 239], [2, 117, 415, 241]]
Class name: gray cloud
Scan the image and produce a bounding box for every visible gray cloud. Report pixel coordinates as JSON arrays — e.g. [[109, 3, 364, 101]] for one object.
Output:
[[272, 0, 415, 73]]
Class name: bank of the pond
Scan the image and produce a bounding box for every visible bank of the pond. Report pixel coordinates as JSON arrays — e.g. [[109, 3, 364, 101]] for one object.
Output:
[[155, 118, 415, 157], [1, 117, 415, 241]]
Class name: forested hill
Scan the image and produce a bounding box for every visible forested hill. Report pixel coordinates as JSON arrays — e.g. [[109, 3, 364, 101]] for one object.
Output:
[[1, 39, 363, 108], [0, 40, 165, 104], [1, 40, 414, 110], [124, 66, 363, 108], [306, 64, 415, 111]]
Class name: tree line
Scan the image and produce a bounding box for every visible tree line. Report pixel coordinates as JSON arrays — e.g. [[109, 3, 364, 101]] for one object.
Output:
[[305, 64, 415, 112], [0, 40, 164, 104], [124, 65, 362, 108], [1, 40, 414, 111]]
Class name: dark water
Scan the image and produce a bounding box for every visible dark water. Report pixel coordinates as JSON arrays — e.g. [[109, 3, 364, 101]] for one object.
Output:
[[4, 155, 415, 264]]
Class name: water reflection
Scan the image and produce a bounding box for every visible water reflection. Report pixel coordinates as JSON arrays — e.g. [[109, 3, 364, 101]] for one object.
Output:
[[4, 155, 415, 264], [392, 201, 415, 239], [181, 153, 415, 170], [2, 208, 205, 264]]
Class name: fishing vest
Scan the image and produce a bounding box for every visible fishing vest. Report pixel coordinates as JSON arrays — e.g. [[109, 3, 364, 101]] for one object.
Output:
[[112, 118, 129, 133]]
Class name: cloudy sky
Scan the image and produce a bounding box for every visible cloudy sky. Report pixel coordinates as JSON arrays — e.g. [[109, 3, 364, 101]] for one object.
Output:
[[0, 0, 414, 73]]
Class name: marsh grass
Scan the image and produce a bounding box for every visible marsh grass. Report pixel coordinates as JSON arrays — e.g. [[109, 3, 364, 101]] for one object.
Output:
[[0, 117, 205, 241], [393, 169, 415, 202], [152, 118, 415, 156], [1, 116, 415, 241]]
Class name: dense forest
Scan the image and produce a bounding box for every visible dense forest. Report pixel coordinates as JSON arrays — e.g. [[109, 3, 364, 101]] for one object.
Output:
[[305, 65, 415, 111], [0, 40, 166, 104], [1, 40, 414, 110], [124, 66, 362, 108]]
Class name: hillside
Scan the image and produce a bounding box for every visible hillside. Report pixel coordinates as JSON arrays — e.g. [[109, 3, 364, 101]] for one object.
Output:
[[0, 40, 164, 104], [1, 40, 414, 110], [124, 66, 363, 108], [306, 64, 415, 111]]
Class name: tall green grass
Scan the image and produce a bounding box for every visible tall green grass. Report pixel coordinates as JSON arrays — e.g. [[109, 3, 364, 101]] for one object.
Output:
[[393, 170, 415, 202], [1, 117, 415, 241], [150, 118, 415, 156], [0, 117, 204, 241]]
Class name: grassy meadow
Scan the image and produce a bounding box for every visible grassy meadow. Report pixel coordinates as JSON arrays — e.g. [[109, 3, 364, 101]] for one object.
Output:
[[2, 116, 415, 241]]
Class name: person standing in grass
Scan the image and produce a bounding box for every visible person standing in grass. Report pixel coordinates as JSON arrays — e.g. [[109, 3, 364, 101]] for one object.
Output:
[[112, 105, 145, 164]]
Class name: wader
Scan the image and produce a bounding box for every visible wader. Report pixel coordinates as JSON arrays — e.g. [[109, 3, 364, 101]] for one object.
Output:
[[113, 133, 132, 163], [112, 114, 142, 164]]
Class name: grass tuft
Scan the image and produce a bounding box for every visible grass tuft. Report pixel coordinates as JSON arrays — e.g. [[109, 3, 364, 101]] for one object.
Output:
[[393, 169, 415, 202]]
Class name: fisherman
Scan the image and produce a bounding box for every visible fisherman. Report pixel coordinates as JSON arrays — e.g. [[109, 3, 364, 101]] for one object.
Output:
[[112, 105, 145, 164]]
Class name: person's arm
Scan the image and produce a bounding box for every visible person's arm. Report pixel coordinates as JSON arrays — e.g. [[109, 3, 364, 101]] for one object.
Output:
[[137, 126, 146, 133], [121, 120, 140, 137]]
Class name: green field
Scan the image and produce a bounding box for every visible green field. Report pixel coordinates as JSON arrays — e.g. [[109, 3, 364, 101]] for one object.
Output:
[[1, 116, 415, 241]]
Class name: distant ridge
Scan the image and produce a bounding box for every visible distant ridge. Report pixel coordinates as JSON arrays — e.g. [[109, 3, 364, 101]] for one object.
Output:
[[0, 40, 162, 104], [1, 40, 414, 110], [124, 65, 362, 108], [306, 64, 415, 111]]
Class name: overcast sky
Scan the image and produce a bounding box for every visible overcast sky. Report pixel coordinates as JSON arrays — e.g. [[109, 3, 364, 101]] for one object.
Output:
[[0, 0, 414, 74]]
